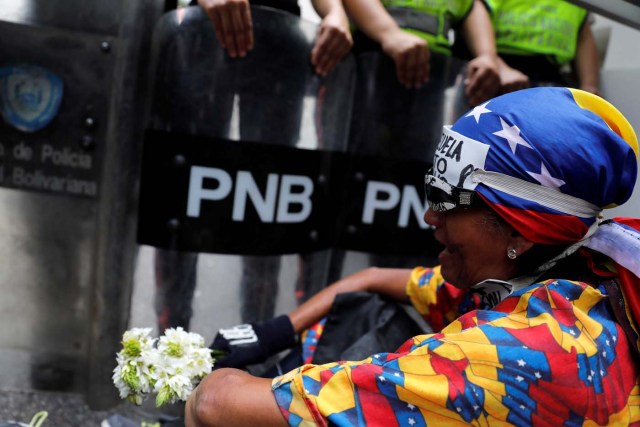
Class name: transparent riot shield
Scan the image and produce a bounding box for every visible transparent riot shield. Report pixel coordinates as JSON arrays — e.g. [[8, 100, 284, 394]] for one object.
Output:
[[134, 4, 355, 367], [348, 51, 450, 161], [346, 50, 450, 269], [0, 0, 164, 410]]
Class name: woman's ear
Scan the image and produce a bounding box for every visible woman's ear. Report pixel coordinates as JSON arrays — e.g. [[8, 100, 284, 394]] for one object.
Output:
[[509, 232, 535, 257]]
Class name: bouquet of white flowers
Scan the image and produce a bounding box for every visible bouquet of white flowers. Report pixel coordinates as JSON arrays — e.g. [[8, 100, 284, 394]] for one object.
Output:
[[112, 327, 213, 407]]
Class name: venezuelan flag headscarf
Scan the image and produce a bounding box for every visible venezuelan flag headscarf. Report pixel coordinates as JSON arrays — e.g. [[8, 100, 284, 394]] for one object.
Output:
[[437, 87, 637, 243], [431, 87, 640, 351]]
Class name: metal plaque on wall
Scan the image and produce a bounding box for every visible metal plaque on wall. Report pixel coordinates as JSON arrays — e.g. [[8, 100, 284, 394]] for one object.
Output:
[[0, 20, 116, 198]]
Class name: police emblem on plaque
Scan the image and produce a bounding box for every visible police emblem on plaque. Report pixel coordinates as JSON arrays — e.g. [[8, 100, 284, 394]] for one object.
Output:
[[0, 64, 64, 133]]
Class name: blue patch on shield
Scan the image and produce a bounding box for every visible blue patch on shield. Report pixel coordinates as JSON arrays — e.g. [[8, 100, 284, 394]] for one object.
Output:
[[0, 65, 64, 133]]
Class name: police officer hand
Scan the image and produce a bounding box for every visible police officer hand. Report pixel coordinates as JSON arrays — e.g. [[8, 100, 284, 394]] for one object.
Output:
[[498, 63, 530, 94], [210, 314, 297, 368], [464, 53, 500, 107], [380, 28, 430, 89], [198, 0, 254, 58], [311, 10, 353, 77]]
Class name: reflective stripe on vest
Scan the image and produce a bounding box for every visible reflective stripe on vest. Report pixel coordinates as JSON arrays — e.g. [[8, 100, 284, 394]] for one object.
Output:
[[381, 0, 473, 53], [387, 7, 450, 37]]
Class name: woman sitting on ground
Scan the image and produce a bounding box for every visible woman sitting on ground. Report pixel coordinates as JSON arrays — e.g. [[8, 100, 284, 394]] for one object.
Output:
[[187, 87, 640, 426]]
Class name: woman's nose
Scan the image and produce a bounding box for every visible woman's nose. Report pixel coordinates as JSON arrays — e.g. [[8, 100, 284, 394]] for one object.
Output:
[[424, 208, 445, 228]]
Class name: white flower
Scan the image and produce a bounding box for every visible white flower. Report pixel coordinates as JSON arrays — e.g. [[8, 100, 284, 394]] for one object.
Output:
[[155, 372, 194, 406], [112, 328, 159, 404], [113, 327, 213, 407], [186, 348, 215, 379]]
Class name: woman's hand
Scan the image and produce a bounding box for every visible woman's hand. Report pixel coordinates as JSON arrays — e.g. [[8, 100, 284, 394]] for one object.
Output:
[[311, 10, 353, 76], [198, 0, 254, 58], [380, 29, 430, 89], [209, 315, 297, 368]]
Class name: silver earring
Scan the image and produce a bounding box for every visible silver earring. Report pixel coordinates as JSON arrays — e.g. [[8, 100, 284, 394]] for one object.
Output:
[[507, 248, 517, 260]]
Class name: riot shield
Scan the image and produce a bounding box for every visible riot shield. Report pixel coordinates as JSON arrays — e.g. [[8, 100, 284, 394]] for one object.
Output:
[[344, 50, 450, 268], [135, 5, 356, 357], [348, 51, 450, 161], [147, 5, 352, 148], [0, 0, 164, 410]]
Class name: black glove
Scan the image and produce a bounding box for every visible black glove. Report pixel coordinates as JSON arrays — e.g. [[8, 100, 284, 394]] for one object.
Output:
[[210, 314, 297, 368]]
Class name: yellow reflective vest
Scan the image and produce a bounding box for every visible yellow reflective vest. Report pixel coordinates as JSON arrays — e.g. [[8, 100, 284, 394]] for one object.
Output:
[[485, 0, 588, 65]]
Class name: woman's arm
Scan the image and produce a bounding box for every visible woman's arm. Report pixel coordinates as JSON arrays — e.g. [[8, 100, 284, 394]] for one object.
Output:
[[186, 368, 286, 427], [288, 267, 412, 333], [187, 268, 414, 425], [208, 267, 413, 369]]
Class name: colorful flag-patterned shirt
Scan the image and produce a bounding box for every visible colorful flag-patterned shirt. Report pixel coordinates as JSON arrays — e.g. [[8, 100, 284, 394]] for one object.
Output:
[[272, 267, 640, 426]]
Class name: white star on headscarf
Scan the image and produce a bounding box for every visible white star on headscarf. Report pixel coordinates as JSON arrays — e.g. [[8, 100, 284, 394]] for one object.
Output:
[[466, 101, 492, 123], [527, 163, 566, 189], [493, 117, 532, 154]]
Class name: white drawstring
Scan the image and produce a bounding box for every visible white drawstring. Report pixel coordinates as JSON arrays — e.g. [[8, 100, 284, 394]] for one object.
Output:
[[471, 169, 602, 219]]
